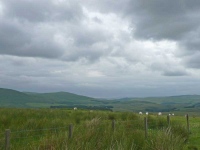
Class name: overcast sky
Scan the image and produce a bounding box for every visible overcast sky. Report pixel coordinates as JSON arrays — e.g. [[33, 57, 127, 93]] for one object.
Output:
[[1, 0, 200, 98]]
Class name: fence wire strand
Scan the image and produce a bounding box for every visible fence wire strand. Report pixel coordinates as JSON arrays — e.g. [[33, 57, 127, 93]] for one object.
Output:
[[11, 126, 67, 133], [12, 134, 43, 139], [11, 130, 65, 140]]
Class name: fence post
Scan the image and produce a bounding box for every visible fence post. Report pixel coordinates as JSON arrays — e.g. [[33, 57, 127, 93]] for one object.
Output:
[[186, 114, 190, 133], [68, 124, 73, 139], [112, 120, 115, 131], [144, 117, 148, 139], [5, 129, 10, 150], [167, 115, 170, 126]]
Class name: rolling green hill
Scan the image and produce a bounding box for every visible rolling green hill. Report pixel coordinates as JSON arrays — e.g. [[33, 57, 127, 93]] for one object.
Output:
[[1, 88, 200, 114], [0, 88, 98, 108], [25, 91, 95, 103], [0, 88, 39, 107]]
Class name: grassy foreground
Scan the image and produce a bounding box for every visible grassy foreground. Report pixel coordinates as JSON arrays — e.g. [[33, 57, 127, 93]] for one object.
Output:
[[0, 108, 199, 150]]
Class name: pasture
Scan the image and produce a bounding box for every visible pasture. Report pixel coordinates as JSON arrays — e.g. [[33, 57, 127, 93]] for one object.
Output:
[[0, 108, 200, 149]]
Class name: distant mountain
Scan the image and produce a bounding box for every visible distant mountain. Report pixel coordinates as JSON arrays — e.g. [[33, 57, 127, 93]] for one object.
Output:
[[114, 95, 200, 105], [1, 88, 200, 114]]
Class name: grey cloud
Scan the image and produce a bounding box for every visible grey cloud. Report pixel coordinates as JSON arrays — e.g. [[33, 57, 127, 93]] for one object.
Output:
[[180, 28, 200, 51], [86, 0, 200, 69], [92, 17, 102, 24], [84, 0, 129, 14], [126, 0, 199, 41], [0, 19, 64, 58], [2, 0, 83, 22], [163, 70, 188, 76], [62, 48, 105, 62], [62, 42, 110, 62], [58, 20, 113, 62], [184, 52, 200, 68], [0, 19, 30, 51], [133, 18, 194, 40], [150, 58, 189, 77], [0, 0, 77, 59], [85, 0, 200, 46], [125, 0, 200, 71], [73, 28, 111, 47], [0, 0, 113, 61]]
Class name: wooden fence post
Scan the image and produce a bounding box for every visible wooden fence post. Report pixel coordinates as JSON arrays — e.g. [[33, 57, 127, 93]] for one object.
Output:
[[144, 117, 148, 139], [68, 124, 73, 139], [5, 129, 10, 150], [112, 120, 115, 131], [186, 114, 190, 133], [167, 115, 170, 126]]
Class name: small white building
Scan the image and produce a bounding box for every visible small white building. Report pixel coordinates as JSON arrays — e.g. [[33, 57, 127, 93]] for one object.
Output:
[[74, 107, 77, 110], [139, 112, 143, 115], [146, 112, 149, 115], [158, 112, 162, 115]]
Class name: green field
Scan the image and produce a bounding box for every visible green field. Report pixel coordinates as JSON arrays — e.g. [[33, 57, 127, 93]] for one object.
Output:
[[0, 108, 200, 149]]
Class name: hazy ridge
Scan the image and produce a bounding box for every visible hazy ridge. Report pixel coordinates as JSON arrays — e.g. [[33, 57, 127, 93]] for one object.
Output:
[[1, 88, 200, 113]]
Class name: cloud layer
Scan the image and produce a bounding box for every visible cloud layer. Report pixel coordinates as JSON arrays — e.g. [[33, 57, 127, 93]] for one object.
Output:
[[0, 0, 200, 97]]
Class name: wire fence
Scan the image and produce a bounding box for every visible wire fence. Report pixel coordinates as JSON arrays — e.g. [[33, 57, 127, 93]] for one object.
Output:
[[1, 125, 71, 149], [1, 114, 198, 149]]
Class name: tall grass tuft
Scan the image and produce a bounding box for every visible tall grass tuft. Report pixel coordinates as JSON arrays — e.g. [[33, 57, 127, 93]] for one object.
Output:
[[147, 127, 188, 150]]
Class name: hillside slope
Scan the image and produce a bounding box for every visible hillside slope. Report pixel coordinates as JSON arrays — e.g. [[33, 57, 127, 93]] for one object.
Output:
[[26, 92, 95, 103], [0, 88, 98, 108], [0, 88, 36, 106]]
